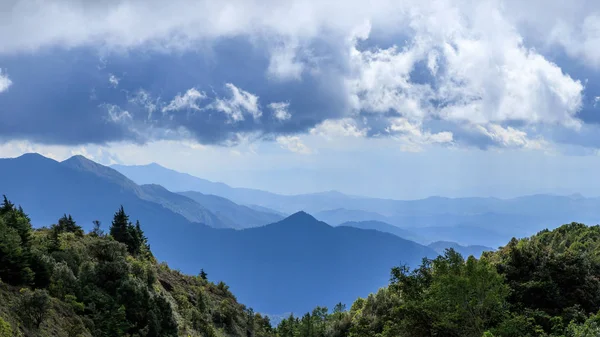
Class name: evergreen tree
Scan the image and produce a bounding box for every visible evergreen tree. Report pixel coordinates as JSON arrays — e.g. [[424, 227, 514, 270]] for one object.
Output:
[[110, 206, 133, 246], [200, 269, 208, 280]]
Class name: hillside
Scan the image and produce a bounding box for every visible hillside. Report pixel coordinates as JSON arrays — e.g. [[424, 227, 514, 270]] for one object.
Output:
[[276, 222, 600, 337], [0, 198, 274, 337], [5, 195, 600, 337], [179, 191, 284, 229], [0, 154, 229, 230], [159, 211, 438, 314], [337, 220, 424, 243], [0, 154, 441, 315]]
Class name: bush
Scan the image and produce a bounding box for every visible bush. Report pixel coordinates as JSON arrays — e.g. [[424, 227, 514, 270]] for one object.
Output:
[[0, 317, 12, 337]]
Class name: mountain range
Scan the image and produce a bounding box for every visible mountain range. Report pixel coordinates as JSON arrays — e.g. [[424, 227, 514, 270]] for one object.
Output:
[[113, 162, 600, 247], [0, 153, 438, 314], [5, 153, 600, 314]]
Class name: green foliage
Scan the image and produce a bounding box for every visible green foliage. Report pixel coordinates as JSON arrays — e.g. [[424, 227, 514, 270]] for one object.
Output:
[[6, 195, 600, 337], [275, 224, 600, 337], [0, 196, 34, 285], [109, 207, 151, 257], [0, 198, 269, 337], [0, 317, 12, 337], [17, 288, 51, 329]]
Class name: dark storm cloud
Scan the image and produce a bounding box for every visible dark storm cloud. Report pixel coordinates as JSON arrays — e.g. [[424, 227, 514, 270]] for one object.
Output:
[[0, 38, 351, 146]]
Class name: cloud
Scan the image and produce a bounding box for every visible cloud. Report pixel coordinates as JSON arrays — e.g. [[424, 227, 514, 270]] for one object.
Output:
[[310, 118, 367, 139], [386, 118, 453, 152], [473, 124, 546, 150], [276, 135, 312, 154], [108, 73, 119, 87], [162, 88, 206, 113], [0, 69, 12, 93], [129, 89, 158, 118], [0, 0, 596, 152], [103, 104, 133, 124], [268, 102, 292, 121], [267, 41, 304, 81], [208, 83, 261, 122]]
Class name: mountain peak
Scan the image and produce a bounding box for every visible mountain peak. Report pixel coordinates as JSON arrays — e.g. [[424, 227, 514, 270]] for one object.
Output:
[[14, 152, 55, 163], [287, 210, 315, 221], [266, 211, 332, 231], [63, 154, 94, 164]]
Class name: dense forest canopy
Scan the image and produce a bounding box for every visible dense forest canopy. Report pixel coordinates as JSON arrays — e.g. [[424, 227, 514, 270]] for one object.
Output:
[[1, 195, 600, 336]]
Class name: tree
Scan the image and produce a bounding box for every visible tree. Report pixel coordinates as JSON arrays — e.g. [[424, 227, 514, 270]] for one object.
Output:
[[0, 317, 12, 337], [17, 288, 51, 329], [57, 214, 84, 236], [0, 216, 33, 285], [110, 206, 133, 246], [90, 220, 104, 237], [200, 269, 208, 280], [109, 207, 149, 256], [389, 249, 509, 337]]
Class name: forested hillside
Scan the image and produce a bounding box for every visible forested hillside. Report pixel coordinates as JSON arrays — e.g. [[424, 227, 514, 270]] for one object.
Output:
[[0, 196, 273, 337], [2, 194, 600, 337], [275, 222, 600, 337]]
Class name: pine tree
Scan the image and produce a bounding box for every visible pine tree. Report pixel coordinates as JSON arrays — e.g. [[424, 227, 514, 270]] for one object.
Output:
[[110, 206, 134, 251], [200, 269, 208, 280], [54, 214, 84, 237], [0, 195, 14, 215]]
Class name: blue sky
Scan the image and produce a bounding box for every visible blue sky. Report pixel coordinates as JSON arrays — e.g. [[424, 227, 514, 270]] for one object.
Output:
[[2, 0, 600, 199]]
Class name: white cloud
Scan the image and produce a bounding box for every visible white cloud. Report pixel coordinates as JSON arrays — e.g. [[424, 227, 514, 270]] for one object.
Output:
[[474, 124, 546, 150], [268, 102, 292, 121], [209, 83, 261, 122], [345, 1, 584, 130], [108, 73, 119, 87], [276, 136, 312, 154], [386, 118, 453, 152], [268, 41, 304, 81], [0, 69, 12, 93], [103, 104, 133, 123], [129, 89, 159, 118], [309, 118, 367, 139], [0, 0, 596, 151], [162, 88, 207, 113]]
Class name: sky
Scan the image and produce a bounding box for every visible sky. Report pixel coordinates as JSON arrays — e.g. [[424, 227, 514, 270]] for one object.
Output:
[[2, 0, 600, 199]]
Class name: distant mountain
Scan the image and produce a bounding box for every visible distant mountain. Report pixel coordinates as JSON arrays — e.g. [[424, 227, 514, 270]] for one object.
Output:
[[137, 184, 228, 229], [315, 209, 390, 225], [179, 191, 284, 229], [407, 225, 506, 247], [171, 211, 438, 314], [427, 241, 494, 258], [111, 162, 283, 206], [337, 220, 424, 243], [0, 153, 221, 262], [61, 155, 233, 229], [112, 163, 600, 245], [1, 153, 439, 314]]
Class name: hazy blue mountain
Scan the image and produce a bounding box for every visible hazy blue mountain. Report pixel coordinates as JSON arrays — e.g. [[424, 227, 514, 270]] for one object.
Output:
[[112, 163, 600, 241], [427, 241, 494, 258], [61, 155, 231, 229], [0, 153, 215, 260], [315, 208, 391, 225], [179, 191, 284, 228], [407, 225, 507, 247], [111, 162, 283, 206], [167, 211, 439, 314], [337, 220, 424, 243], [1, 153, 439, 314], [137, 184, 229, 228]]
